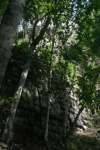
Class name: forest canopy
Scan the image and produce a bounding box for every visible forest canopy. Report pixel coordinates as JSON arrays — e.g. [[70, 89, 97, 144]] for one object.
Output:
[[0, 0, 100, 150]]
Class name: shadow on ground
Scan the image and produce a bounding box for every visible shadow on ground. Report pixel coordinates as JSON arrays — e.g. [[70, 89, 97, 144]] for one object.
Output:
[[67, 134, 100, 150]]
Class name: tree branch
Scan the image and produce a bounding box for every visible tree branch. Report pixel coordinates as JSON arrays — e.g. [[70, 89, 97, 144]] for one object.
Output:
[[34, 16, 50, 46]]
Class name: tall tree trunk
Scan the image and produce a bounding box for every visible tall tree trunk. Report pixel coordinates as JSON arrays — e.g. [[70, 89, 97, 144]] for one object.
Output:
[[63, 97, 70, 137], [2, 59, 31, 144], [0, 0, 26, 88], [44, 28, 55, 144], [0, 16, 2, 24], [44, 92, 50, 143]]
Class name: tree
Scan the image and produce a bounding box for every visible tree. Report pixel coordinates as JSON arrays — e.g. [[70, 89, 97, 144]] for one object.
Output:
[[0, 0, 26, 88]]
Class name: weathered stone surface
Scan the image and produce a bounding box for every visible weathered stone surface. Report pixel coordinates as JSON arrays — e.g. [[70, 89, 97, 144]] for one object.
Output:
[[0, 46, 93, 150]]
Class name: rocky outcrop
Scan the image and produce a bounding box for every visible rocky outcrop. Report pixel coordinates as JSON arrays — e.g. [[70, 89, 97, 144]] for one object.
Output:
[[0, 46, 92, 150]]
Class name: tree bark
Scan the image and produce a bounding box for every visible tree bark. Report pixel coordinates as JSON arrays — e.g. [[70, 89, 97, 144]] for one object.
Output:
[[44, 28, 55, 143], [2, 61, 31, 144], [0, 16, 2, 24], [5, 58, 31, 146], [0, 0, 26, 88]]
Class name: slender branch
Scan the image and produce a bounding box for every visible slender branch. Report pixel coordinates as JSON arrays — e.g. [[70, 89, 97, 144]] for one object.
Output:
[[44, 27, 56, 144], [71, 105, 84, 132], [34, 16, 50, 46], [32, 19, 39, 42]]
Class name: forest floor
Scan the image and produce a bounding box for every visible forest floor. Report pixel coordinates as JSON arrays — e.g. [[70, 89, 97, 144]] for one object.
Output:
[[76, 127, 100, 137], [68, 135, 100, 150], [67, 126, 100, 150], [0, 128, 100, 150]]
